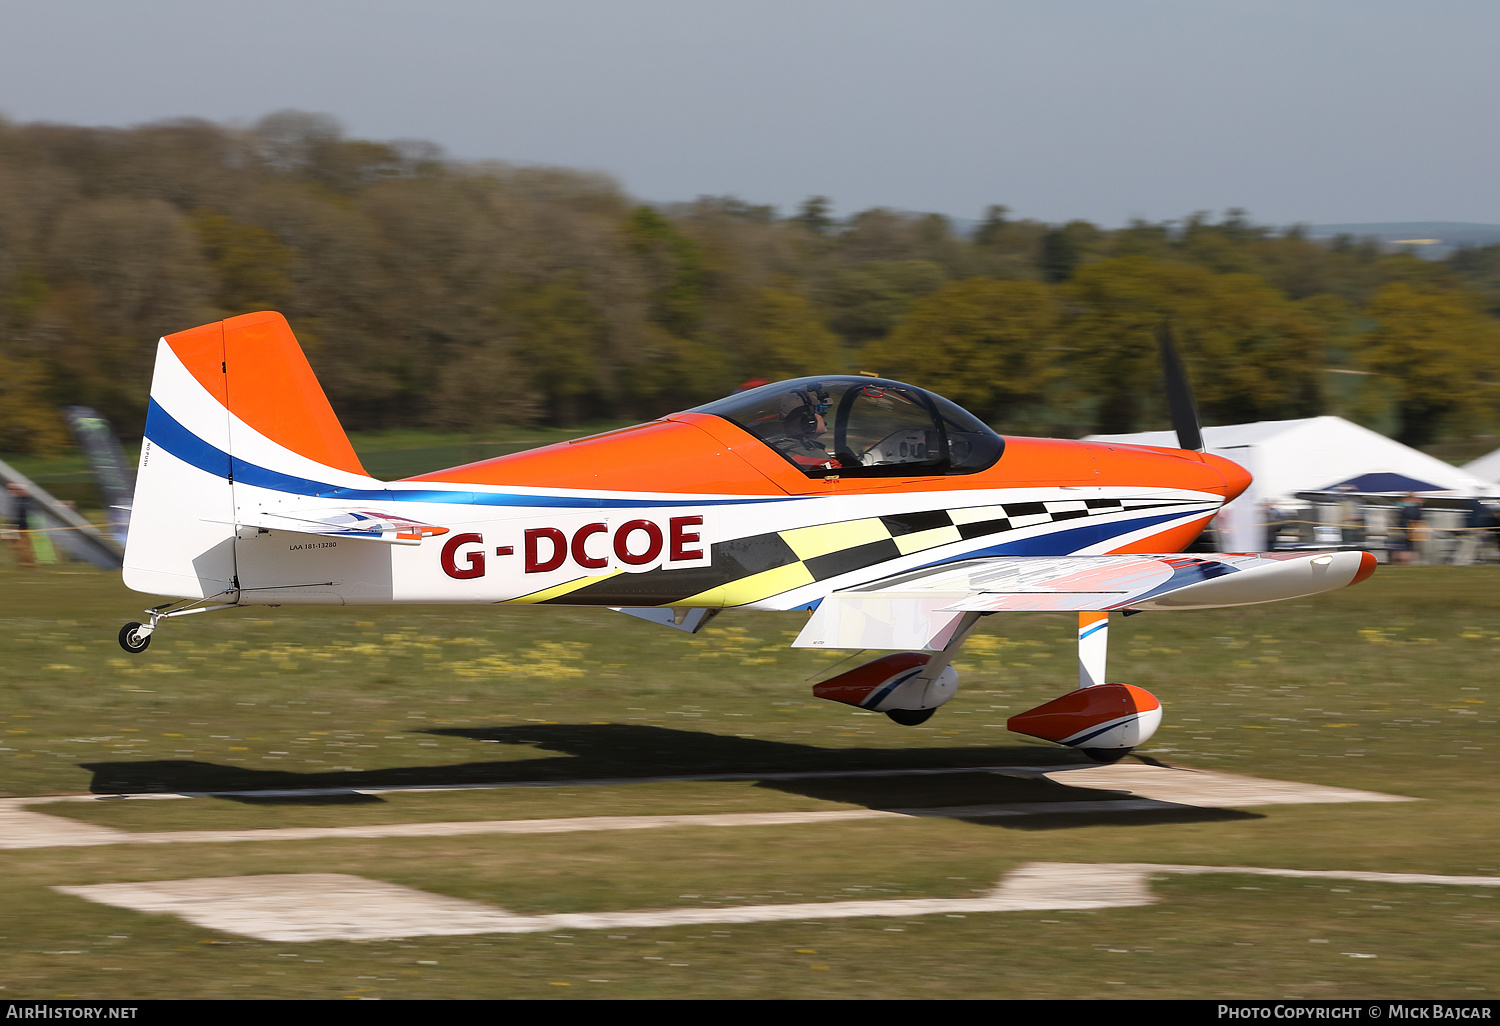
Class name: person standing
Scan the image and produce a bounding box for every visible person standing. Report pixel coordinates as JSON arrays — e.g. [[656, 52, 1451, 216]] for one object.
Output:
[[1337, 484, 1364, 547], [1396, 493, 1426, 565], [4, 482, 36, 571], [1452, 498, 1488, 564]]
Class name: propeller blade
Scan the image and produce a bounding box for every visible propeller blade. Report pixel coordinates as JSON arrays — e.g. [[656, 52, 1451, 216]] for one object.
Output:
[[1156, 320, 1203, 452]]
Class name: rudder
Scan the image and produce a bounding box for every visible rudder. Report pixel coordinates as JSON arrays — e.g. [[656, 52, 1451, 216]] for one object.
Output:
[[123, 312, 370, 598]]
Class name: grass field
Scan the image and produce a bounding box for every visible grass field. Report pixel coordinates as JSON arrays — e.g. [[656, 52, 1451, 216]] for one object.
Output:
[[0, 560, 1496, 999]]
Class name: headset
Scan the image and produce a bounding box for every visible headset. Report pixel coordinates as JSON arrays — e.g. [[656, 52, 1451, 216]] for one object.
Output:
[[786, 386, 831, 436]]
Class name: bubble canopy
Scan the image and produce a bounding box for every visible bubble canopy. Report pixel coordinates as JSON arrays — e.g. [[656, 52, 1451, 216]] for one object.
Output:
[[689, 376, 1005, 478]]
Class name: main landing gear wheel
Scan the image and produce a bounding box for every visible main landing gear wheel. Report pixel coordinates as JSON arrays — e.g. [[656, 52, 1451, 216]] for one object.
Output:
[[885, 708, 935, 726], [118, 622, 151, 653], [1080, 747, 1132, 764]]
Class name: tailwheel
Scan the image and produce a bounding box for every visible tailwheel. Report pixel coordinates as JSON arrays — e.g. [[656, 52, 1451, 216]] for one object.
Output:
[[118, 622, 151, 653], [885, 708, 935, 726], [113, 598, 240, 654]]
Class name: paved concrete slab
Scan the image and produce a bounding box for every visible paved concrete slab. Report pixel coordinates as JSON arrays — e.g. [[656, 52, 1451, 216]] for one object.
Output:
[[1036, 762, 1416, 807], [0, 804, 129, 849], [54, 862, 1500, 942]]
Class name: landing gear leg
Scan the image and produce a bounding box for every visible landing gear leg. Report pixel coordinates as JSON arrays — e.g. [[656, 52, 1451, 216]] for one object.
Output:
[[878, 611, 983, 724], [812, 613, 985, 725], [1006, 611, 1163, 754], [116, 597, 239, 654]]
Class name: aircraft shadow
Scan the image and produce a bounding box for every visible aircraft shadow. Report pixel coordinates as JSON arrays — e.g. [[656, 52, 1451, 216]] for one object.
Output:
[[79, 722, 1258, 830]]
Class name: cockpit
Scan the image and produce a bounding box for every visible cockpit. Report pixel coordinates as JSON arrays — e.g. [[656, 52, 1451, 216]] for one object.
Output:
[[690, 376, 1005, 478]]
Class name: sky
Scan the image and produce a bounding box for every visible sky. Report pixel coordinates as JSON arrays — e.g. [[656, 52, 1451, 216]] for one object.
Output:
[[1, 0, 1497, 227]]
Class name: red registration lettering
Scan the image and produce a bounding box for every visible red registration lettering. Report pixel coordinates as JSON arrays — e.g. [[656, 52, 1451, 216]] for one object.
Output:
[[669, 516, 703, 561], [571, 522, 609, 569], [613, 519, 664, 566], [440, 533, 486, 579], [525, 527, 568, 573]]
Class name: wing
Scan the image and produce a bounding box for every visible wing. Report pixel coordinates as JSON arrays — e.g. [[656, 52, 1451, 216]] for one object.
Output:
[[794, 550, 1375, 650]]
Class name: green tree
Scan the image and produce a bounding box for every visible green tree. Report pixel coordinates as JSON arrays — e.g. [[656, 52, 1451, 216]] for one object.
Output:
[[819, 260, 946, 344], [190, 208, 294, 315], [742, 287, 841, 382], [35, 197, 216, 435], [1355, 283, 1500, 446], [1038, 221, 1101, 283], [793, 196, 835, 236], [0, 352, 69, 453], [500, 276, 607, 425], [1447, 243, 1500, 316], [972, 205, 1010, 247], [625, 205, 705, 338], [862, 278, 1063, 430], [1063, 257, 1327, 433]]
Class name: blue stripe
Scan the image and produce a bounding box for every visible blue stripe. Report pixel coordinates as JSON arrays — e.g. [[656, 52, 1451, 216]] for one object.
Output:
[[145, 400, 795, 510], [951, 509, 1201, 560], [1068, 714, 1140, 746], [862, 667, 925, 709], [1079, 620, 1109, 640], [1127, 559, 1239, 605], [145, 399, 229, 480]]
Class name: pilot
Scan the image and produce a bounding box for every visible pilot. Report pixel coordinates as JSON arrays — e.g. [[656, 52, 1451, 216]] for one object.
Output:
[[777, 386, 839, 470]]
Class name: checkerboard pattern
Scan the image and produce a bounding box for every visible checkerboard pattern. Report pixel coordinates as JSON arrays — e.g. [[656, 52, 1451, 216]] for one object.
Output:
[[537, 497, 1212, 607]]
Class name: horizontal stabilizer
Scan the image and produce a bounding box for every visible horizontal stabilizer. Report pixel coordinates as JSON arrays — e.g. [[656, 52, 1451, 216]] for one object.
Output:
[[214, 508, 450, 546]]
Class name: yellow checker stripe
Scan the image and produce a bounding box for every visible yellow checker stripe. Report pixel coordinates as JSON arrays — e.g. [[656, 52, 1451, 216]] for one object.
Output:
[[512, 506, 1011, 609], [780, 518, 892, 560], [508, 570, 622, 604], [893, 525, 963, 555], [679, 562, 817, 608]]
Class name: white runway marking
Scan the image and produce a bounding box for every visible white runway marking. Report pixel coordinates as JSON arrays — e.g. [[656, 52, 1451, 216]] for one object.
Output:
[[53, 863, 1500, 942], [2, 807, 897, 849], [1034, 764, 1415, 808], [0, 762, 1413, 849], [0, 807, 131, 848]]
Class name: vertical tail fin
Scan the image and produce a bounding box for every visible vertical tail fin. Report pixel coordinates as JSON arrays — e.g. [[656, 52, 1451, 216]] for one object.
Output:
[[123, 312, 370, 598], [220, 312, 368, 479]]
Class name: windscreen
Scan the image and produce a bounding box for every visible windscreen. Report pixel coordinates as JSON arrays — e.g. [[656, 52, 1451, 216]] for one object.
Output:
[[690, 377, 1003, 478]]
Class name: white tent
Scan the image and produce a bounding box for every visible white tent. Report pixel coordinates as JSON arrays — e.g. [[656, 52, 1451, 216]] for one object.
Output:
[[1086, 416, 1495, 550], [1464, 447, 1500, 485]]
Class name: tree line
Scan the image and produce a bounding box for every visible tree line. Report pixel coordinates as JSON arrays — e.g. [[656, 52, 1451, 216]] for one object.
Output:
[[2, 111, 1498, 454]]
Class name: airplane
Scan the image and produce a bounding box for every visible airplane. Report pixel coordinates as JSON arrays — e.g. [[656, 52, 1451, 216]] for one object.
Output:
[[115, 311, 1376, 762]]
